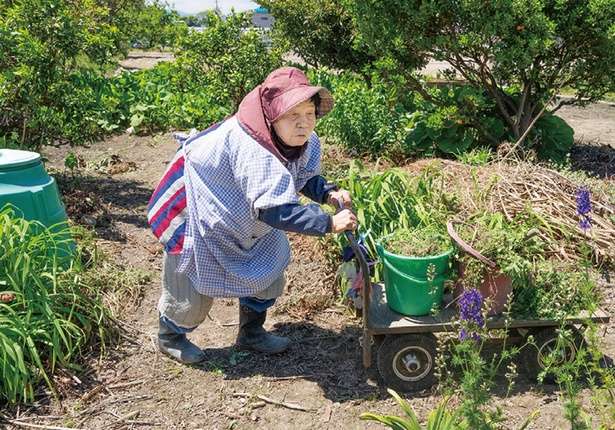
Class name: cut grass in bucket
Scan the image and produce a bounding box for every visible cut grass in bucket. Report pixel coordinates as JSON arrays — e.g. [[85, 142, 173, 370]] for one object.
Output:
[[382, 224, 452, 257]]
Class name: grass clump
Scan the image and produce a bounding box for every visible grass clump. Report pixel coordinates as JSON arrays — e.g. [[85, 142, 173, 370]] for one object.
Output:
[[0, 207, 148, 404]]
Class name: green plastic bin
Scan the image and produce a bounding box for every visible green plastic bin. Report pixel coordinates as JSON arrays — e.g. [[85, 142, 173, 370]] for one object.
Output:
[[376, 243, 454, 316], [0, 149, 73, 255]]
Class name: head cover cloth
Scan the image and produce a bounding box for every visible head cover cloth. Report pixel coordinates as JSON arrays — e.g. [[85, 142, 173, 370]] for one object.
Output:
[[237, 67, 334, 162]]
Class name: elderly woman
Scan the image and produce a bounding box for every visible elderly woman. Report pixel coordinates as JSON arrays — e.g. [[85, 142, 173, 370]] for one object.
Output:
[[147, 67, 356, 364]]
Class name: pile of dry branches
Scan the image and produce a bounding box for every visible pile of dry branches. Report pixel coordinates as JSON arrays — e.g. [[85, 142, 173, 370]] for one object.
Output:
[[438, 159, 615, 266]]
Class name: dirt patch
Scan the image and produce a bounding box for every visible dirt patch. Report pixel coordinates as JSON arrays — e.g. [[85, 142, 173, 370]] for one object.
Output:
[[2, 131, 613, 429], [557, 102, 615, 149], [117, 50, 174, 71]]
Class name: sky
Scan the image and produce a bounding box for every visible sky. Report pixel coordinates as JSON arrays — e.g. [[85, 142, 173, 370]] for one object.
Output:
[[170, 0, 259, 14]]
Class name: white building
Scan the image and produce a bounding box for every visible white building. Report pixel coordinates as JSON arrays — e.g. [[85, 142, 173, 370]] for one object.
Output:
[[252, 6, 274, 29]]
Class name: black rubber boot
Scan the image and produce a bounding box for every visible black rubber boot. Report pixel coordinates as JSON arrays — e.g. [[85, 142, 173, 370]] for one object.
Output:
[[236, 305, 289, 354], [158, 317, 206, 364]]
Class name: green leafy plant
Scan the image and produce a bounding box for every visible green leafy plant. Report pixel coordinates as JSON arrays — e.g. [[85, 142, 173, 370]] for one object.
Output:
[[454, 212, 543, 291], [0, 207, 112, 403], [330, 163, 459, 268], [175, 12, 282, 110], [361, 389, 458, 430], [259, 0, 375, 74], [455, 148, 492, 166], [312, 69, 515, 159], [0, 0, 147, 147], [0, 207, 148, 404], [315, 72, 403, 156], [129, 0, 187, 49], [512, 260, 598, 319]]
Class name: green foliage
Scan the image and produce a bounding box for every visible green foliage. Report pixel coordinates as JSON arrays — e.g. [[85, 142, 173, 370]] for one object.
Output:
[[314, 72, 402, 156], [0, 0, 146, 147], [100, 62, 231, 134], [330, 162, 459, 279], [454, 211, 600, 319], [1, 9, 278, 147], [311, 69, 516, 159], [401, 85, 507, 157], [432, 301, 539, 429], [0, 208, 110, 403], [130, 1, 188, 49], [533, 114, 575, 163], [456, 212, 543, 288], [455, 148, 492, 166], [175, 12, 282, 110], [361, 389, 458, 429], [513, 261, 598, 319], [345, 0, 615, 158], [259, 0, 375, 73]]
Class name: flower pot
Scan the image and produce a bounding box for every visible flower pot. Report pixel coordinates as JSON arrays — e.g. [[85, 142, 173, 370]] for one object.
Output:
[[447, 221, 513, 316], [376, 243, 454, 316]]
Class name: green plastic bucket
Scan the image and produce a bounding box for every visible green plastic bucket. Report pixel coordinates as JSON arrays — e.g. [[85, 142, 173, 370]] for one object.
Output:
[[0, 149, 74, 256], [377, 243, 454, 316]]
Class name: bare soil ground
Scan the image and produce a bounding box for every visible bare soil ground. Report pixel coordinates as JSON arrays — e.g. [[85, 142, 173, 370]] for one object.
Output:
[[117, 50, 174, 71], [1, 127, 610, 429]]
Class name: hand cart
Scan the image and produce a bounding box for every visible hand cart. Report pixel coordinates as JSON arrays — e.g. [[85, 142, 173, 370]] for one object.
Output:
[[344, 229, 611, 392]]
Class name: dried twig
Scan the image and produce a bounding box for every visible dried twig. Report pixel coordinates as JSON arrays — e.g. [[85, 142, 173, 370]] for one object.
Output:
[[107, 380, 144, 390], [232, 392, 313, 412], [0, 417, 84, 430]]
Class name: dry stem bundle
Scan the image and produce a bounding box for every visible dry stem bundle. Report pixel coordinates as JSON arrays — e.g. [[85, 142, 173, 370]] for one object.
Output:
[[434, 159, 614, 266]]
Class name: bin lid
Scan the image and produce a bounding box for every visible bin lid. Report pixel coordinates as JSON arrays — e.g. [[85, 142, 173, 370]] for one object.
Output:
[[0, 149, 41, 171]]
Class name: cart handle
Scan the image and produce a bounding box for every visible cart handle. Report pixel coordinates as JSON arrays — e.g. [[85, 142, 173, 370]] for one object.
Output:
[[335, 200, 371, 318]]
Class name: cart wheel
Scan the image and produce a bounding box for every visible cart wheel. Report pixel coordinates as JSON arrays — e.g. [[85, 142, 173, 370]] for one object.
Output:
[[377, 334, 438, 392], [522, 327, 584, 383]]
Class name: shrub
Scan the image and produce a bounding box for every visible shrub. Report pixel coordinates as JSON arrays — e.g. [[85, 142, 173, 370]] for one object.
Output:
[[175, 12, 282, 110], [129, 1, 188, 49], [314, 72, 403, 155], [259, 0, 375, 73], [345, 0, 615, 162], [312, 69, 522, 159], [100, 62, 231, 134], [0, 0, 144, 148]]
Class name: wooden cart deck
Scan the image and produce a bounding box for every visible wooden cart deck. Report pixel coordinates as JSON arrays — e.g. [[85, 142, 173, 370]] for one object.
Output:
[[366, 283, 611, 336]]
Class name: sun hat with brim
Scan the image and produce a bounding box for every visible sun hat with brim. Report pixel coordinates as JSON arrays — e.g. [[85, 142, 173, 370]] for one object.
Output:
[[237, 67, 334, 162]]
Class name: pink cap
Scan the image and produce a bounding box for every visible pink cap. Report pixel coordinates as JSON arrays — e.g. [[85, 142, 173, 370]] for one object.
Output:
[[237, 67, 334, 161]]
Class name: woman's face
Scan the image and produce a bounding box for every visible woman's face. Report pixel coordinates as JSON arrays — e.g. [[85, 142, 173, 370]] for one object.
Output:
[[272, 99, 316, 147]]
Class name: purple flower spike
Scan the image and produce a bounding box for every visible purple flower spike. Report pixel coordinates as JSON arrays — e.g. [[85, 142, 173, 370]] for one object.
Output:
[[576, 187, 592, 216], [458, 288, 484, 341], [576, 187, 592, 232], [459, 288, 484, 326]]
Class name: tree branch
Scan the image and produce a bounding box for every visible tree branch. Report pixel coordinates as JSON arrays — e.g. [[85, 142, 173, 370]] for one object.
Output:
[[550, 97, 577, 114], [500, 89, 561, 161]]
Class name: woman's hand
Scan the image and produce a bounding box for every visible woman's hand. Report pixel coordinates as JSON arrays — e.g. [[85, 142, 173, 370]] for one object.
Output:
[[331, 209, 357, 233], [327, 189, 352, 209]]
